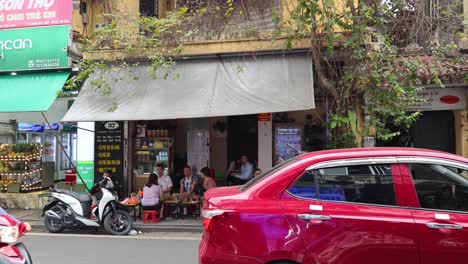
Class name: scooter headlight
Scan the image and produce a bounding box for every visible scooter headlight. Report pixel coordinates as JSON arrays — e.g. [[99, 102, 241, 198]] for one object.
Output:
[[0, 226, 19, 243]]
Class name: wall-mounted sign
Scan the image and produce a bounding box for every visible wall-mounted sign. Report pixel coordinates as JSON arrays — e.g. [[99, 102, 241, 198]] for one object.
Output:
[[0, 25, 70, 72], [258, 113, 271, 122], [407, 87, 466, 111], [0, 0, 72, 29]]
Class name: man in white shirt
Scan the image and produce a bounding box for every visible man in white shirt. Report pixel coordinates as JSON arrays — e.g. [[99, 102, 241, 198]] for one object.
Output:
[[155, 163, 173, 201], [228, 155, 254, 185]]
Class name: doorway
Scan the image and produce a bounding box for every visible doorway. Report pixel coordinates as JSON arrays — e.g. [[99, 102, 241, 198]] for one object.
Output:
[[412, 110, 456, 153], [227, 115, 258, 166]]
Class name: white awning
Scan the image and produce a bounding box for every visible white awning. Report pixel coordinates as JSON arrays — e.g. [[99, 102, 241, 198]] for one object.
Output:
[[62, 55, 314, 122]]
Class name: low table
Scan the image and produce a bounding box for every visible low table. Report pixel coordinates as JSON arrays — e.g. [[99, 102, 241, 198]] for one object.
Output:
[[179, 200, 200, 219], [124, 203, 141, 221], [163, 200, 181, 219]]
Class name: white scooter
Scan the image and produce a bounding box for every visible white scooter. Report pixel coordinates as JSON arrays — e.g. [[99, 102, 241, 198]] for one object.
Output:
[[42, 187, 133, 235]]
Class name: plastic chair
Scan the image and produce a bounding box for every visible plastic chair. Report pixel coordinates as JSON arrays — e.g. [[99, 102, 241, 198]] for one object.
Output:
[[143, 210, 160, 224], [56, 182, 71, 190], [5, 182, 21, 208], [7, 182, 21, 193], [72, 184, 87, 193]]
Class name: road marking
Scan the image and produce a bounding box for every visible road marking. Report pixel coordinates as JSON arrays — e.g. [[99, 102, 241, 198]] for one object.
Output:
[[25, 232, 201, 241]]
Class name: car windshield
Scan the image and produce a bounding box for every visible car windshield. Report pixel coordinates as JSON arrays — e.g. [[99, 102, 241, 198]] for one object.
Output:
[[240, 157, 298, 191]]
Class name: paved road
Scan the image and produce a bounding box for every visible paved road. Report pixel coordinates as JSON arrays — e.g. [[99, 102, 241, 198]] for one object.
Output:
[[20, 232, 201, 264]]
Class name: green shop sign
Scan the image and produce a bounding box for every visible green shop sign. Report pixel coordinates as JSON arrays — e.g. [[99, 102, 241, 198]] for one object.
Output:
[[77, 160, 95, 190], [0, 25, 70, 72]]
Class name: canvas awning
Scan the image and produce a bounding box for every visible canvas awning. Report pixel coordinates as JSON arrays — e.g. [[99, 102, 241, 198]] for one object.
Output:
[[0, 72, 70, 112], [62, 55, 314, 122]]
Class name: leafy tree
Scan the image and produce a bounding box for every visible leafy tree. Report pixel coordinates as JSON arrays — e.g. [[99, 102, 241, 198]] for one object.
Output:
[[68, 0, 466, 148], [279, 0, 466, 148]]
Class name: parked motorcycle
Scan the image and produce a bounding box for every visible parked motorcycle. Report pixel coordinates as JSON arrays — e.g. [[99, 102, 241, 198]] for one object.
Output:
[[42, 187, 132, 236], [0, 215, 33, 264]]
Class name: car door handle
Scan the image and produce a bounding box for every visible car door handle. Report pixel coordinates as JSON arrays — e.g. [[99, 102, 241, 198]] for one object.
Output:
[[426, 222, 463, 230], [297, 214, 331, 221]]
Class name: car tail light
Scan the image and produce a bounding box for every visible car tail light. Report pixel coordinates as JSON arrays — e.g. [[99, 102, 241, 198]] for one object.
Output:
[[0, 226, 19, 243], [201, 209, 233, 233], [0, 215, 19, 243]]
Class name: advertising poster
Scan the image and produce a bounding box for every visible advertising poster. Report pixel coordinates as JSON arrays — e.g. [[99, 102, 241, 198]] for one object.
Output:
[[76, 122, 95, 189], [0, 0, 73, 29], [275, 126, 302, 163]]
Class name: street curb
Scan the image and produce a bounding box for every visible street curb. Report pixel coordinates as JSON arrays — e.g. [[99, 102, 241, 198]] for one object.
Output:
[[28, 221, 203, 233]]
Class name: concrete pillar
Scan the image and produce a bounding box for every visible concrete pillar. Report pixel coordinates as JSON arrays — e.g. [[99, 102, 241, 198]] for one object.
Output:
[[258, 114, 273, 171], [454, 110, 468, 158]]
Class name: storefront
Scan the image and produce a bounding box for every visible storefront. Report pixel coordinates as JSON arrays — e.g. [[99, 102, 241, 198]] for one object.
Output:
[[0, 97, 78, 181], [388, 85, 468, 156], [63, 53, 317, 195], [0, 1, 73, 196]]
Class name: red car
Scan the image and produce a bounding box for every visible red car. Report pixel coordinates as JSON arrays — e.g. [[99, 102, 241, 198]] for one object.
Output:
[[200, 148, 468, 264]]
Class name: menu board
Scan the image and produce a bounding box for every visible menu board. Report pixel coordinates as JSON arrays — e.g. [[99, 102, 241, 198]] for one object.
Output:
[[94, 121, 124, 186], [275, 126, 302, 162]]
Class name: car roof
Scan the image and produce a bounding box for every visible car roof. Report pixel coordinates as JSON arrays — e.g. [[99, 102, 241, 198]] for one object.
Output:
[[296, 147, 468, 164]]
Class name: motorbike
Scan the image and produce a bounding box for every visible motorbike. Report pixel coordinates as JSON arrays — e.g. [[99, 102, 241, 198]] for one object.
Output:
[[0, 215, 33, 264], [42, 187, 133, 236]]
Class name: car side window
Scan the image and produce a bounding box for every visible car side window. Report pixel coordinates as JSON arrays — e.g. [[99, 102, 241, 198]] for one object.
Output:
[[289, 164, 397, 206], [409, 163, 468, 212]]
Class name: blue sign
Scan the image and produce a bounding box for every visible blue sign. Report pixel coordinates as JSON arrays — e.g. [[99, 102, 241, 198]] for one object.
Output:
[[18, 123, 44, 132]]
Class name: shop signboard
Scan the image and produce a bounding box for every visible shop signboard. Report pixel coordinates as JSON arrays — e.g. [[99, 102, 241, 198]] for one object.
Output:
[[0, 25, 70, 72], [0, 0, 73, 29], [94, 121, 124, 191], [407, 87, 467, 111]]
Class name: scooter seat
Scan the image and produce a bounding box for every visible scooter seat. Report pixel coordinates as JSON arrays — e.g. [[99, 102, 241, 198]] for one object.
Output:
[[57, 189, 91, 203]]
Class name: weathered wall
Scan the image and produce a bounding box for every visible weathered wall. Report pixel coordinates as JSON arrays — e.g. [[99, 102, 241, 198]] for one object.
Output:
[[454, 109, 468, 158]]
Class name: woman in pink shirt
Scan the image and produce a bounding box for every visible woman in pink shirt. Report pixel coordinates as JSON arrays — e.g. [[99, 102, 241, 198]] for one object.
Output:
[[142, 173, 163, 210]]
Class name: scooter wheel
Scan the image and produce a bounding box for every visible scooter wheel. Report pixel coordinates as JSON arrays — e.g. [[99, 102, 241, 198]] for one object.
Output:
[[44, 206, 65, 233], [104, 209, 133, 236]]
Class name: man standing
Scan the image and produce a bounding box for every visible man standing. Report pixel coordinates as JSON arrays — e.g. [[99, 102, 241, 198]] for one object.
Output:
[[155, 163, 173, 201], [228, 155, 254, 185]]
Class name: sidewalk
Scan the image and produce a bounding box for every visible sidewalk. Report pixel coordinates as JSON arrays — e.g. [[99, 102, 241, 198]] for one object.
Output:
[[7, 209, 203, 233]]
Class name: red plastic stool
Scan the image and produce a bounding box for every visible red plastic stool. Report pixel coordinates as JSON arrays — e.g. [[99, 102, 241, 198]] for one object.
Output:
[[143, 210, 160, 224]]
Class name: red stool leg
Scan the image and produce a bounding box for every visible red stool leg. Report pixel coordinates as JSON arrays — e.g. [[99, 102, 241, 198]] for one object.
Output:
[[156, 209, 161, 221], [151, 211, 157, 223], [143, 210, 158, 224]]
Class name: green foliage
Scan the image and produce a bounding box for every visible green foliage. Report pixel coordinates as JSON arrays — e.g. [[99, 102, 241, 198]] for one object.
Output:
[[64, 4, 201, 106], [282, 0, 464, 148]]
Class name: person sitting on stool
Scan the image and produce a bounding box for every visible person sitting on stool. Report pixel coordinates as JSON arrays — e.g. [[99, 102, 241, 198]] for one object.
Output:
[[142, 173, 163, 211]]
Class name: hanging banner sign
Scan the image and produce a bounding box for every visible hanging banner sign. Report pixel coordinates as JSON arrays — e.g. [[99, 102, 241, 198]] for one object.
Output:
[[0, 0, 73, 29], [0, 25, 70, 72], [18, 123, 44, 132]]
